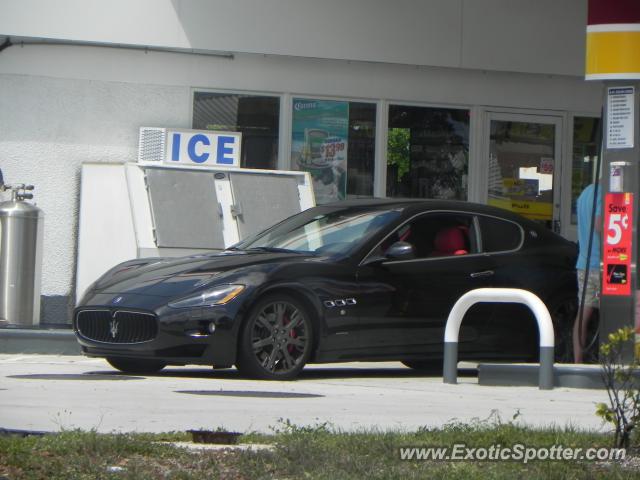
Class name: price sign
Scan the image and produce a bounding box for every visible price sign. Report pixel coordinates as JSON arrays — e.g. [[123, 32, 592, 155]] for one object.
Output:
[[603, 192, 633, 296], [320, 138, 346, 161], [539, 157, 554, 174]]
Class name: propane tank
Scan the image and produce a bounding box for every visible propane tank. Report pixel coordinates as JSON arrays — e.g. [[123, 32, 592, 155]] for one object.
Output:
[[0, 181, 44, 326]]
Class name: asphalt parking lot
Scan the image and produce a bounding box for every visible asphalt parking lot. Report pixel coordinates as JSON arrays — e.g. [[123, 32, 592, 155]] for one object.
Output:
[[0, 355, 609, 434]]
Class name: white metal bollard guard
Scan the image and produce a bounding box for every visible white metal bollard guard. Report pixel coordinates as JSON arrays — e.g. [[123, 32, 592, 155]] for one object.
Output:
[[442, 288, 555, 390]]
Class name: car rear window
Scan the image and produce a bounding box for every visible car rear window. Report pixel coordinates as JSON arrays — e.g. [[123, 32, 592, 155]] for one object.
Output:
[[477, 215, 523, 252]]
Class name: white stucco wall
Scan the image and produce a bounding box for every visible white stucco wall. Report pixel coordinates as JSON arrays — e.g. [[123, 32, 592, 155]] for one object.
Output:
[[0, 74, 190, 322], [0, 0, 587, 76], [0, 44, 602, 114]]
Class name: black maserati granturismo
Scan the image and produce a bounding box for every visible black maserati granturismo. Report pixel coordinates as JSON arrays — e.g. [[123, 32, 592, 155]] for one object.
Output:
[[74, 198, 578, 379]]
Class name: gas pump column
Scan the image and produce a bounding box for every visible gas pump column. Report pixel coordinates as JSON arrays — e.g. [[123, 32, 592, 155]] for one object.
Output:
[[585, 0, 640, 358]]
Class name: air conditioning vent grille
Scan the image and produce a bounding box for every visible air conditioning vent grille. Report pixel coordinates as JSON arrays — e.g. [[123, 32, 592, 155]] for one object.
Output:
[[138, 127, 166, 163]]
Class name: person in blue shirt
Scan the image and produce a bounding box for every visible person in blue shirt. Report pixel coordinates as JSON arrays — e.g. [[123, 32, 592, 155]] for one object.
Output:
[[573, 182, 602, 363]]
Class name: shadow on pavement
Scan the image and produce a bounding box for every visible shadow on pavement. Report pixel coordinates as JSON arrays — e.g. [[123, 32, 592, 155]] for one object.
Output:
[[82, 366, 478, 381], [6, 373, 144, 381], [176, 390, 324, 398]]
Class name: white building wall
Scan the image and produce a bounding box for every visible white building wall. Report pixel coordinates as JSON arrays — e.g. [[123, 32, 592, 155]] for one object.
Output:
[[0, 73, 190, 323], [0, 0, 587, 76], [0, 45, 602, 113]]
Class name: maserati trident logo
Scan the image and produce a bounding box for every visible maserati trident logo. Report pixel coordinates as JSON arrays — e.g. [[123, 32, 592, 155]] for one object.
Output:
[[109, 319, 119, 339]]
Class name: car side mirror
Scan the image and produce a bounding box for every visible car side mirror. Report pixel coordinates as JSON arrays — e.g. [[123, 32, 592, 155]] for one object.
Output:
[[385, 241, 415, 261]]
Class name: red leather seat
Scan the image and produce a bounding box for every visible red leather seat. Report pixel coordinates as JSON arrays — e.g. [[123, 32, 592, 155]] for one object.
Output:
[[431, 226, 468, 256]]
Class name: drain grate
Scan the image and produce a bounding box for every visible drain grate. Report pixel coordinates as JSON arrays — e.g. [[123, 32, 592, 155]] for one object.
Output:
[[176, 390, 323, 399], [188, 430, 242, 444]]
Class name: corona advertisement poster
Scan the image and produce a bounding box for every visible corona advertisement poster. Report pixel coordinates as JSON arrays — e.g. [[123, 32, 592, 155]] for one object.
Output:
[[291, 99, 349, 204]]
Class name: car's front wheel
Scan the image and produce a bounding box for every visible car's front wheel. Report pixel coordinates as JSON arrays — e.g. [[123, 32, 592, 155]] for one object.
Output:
[[106, 357, 167, 374], [236, 294, 313, 380]]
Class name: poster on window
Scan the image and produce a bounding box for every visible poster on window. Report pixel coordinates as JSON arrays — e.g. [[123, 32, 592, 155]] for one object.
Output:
[[291, 99, 348, 204], [602, 192, 633, 296]]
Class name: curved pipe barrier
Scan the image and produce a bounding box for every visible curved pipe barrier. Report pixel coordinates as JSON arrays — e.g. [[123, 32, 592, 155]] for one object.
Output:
[[443, 288, 555, 390]]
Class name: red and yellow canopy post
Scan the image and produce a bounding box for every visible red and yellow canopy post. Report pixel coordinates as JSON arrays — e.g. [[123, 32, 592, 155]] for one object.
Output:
[[586, 0, 640, 80], [586, 1, 640, 361]]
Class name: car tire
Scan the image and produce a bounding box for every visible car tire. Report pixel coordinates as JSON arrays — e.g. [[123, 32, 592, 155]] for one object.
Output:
[[547, 293, 579, 363], [236, 294, 314, 380], [106, 357, 167, 374], [402, 360, 442, 372]]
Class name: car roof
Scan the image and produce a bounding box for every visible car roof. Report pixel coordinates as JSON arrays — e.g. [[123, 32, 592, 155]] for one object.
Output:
[[321, 198, 562, 239], [323, 197, 522, 219]]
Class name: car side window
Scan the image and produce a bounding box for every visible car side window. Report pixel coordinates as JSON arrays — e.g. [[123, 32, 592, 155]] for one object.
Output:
[[374, 213, 477, 260], [477, 215, 523, 252]]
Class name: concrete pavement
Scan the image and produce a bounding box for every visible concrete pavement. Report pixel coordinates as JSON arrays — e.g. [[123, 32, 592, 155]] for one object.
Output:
[[0, 355, 610, 434]]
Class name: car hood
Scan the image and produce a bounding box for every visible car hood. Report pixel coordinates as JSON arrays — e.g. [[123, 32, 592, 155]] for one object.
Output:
[[90, 250, 316, 298]]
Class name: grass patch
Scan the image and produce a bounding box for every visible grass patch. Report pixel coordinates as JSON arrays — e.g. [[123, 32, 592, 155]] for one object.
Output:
[[0, 419, 638, 479]]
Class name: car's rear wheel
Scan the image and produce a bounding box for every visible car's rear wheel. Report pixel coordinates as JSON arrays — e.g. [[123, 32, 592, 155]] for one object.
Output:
[[236, 294, 313, 380], [106, 357, 167, 374]]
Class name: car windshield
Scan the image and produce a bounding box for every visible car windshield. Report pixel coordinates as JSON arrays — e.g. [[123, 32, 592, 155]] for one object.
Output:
[[234, 206, 402, 256]]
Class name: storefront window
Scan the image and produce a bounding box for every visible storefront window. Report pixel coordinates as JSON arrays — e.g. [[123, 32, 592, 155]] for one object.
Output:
[[487, 117, 558, 228], [387, 106, 469, 200], [571, 116, 601, 224], [291, 98, 375, 204], [192, 92, 280, 170]]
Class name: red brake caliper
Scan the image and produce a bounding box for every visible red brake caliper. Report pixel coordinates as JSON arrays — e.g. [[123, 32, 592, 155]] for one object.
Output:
[[283, 314, 297, 353]]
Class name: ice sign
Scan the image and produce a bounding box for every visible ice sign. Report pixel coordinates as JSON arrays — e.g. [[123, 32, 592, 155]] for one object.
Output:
[[165, 129, 242, 167]]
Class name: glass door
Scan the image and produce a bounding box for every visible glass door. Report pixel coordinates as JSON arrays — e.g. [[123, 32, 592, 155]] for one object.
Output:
[[483, 112, 563, 232]]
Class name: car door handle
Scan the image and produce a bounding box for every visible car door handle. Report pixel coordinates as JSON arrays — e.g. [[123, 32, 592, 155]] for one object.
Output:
[[470, 270, 494, 278]]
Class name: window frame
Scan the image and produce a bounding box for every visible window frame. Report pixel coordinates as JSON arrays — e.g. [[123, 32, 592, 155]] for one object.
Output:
[[191, 87, 284, 170], [566, 113, 602, 232], [383, 100, 474, 201], [360, 210, 482, 266], [287, 93, 380, 200], [475, 214, 525, 254]]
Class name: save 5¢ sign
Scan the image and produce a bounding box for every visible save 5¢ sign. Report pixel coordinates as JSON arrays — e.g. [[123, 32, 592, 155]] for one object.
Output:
[[603, 192, 633, 296]]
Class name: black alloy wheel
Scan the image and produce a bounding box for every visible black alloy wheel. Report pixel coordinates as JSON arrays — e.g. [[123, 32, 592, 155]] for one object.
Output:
[[237, 295, 313, 380], [106, 357, 167, 374]]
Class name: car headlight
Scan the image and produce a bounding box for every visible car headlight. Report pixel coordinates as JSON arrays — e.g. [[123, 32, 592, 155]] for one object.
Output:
[[168, 284, 245, 309]]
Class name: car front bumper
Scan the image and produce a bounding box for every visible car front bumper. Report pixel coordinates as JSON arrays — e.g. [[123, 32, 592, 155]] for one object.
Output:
[[73, 292, 241, 367]]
